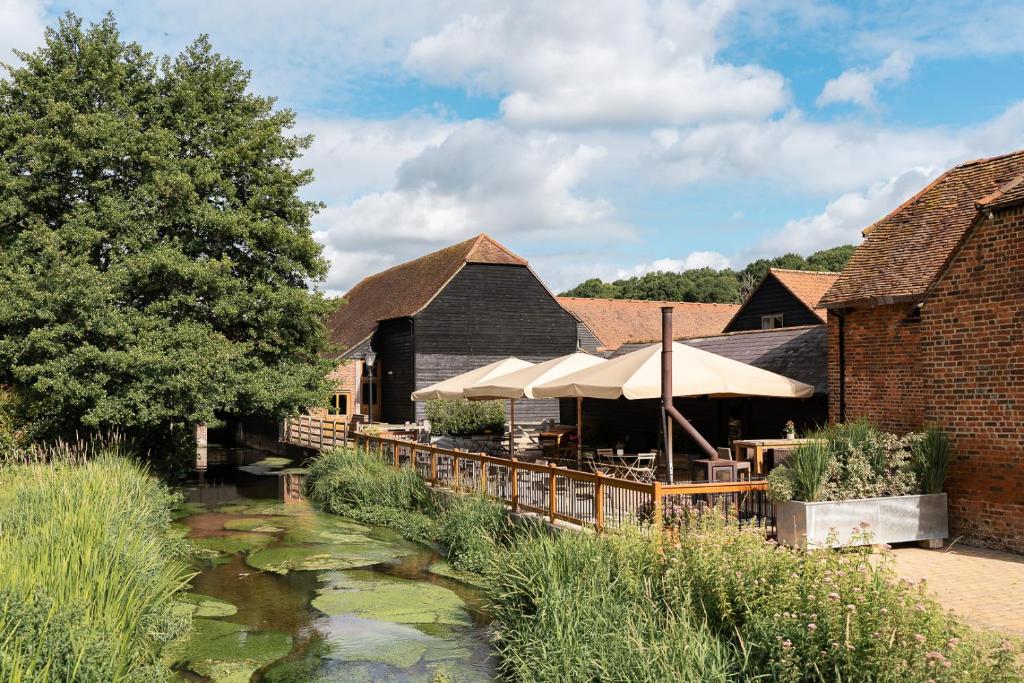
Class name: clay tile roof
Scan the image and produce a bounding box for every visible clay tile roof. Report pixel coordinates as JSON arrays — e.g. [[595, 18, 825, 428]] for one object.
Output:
[[767, 269, 841, 322], [557, 297, 739, 351], [821, 149, 1024, 308], [328, 234, 527, 352]]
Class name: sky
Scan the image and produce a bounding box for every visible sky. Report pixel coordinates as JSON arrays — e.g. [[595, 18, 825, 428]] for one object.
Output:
[[3, 0, 1024, 295]]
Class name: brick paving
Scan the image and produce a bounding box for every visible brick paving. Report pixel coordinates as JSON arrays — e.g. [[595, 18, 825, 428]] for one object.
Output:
[[891, 543, 1024, 637]]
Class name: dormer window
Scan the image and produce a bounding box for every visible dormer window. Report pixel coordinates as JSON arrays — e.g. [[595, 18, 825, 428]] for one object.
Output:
[[761, 314, 784, 330]]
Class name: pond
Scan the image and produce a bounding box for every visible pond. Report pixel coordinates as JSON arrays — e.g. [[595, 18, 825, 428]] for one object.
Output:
[[168, 446, 495, 682]]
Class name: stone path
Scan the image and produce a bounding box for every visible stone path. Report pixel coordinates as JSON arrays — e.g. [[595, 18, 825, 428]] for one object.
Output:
[[891, 543, 1024, 637]]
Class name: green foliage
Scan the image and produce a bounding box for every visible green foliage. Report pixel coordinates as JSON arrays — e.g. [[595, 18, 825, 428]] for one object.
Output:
[[914, 426, 951, 495], [559, 244, 856, 303], [663, 518, 1020, 682], [0, 446, 192, 681], [305, 444, 1018, 683], [486, 527, 741, 682], [425, 399, 506, 437], [768, 421, 923, 502], [305, 446, 434, 515], [0, 13, 337, 457], [437, 494, 518, 574]]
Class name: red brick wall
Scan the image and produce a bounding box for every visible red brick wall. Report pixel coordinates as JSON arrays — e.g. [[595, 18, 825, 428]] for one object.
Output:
[[831, 206, 1024, 552], [827, 304, 924, 432], [918, 206, 1024, 552]]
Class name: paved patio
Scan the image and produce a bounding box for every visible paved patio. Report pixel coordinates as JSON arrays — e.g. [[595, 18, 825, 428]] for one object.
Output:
[[891, 543, 1024, 637]]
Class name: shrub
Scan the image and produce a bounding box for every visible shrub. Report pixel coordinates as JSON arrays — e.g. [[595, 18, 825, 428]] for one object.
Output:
[[662, 518, 1019, 682], [425, 399, 506, 437], [304, 446, 433, 514], [486, 527, 740, 682], [438, 495, 518, 573], [0, 448, 192, 681], [769, 421, 923, 502], [914, 426, 951, 495]]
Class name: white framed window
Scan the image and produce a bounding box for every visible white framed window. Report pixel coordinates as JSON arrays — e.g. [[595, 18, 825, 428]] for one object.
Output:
[[761, 314, 784, 330]]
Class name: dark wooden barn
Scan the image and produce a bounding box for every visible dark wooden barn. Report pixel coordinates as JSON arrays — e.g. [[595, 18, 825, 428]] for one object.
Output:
[[327, 234, 579, 424], [724, 268, 838, 332]]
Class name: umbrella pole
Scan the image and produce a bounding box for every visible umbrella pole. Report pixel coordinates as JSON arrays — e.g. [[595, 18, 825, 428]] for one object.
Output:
[[576, 396, 583, 468], [509, 398, 515, 458]]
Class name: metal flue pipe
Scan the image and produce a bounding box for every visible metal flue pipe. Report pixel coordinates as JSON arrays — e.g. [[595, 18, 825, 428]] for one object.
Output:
[[660, 307, 718, 484]]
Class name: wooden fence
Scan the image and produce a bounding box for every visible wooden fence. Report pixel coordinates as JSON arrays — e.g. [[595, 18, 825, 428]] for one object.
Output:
[[281, 415, 349, 451], [348, 431, 774, 534]]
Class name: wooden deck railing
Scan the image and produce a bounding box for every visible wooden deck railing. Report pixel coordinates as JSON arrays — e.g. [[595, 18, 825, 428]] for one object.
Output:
[[349, 431, 774, 534], [281, 415, 349, 451]]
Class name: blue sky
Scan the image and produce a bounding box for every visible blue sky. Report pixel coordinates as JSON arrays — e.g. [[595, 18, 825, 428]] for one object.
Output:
[[3, 0, 1024, 294]]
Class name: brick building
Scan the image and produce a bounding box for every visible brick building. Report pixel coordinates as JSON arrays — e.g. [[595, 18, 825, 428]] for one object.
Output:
[[820, 150, 1024, 553]]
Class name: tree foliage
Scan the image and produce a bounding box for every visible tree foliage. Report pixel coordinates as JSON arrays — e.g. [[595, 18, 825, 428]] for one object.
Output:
[[560, 244, 856, 303], [0, 14, 337, 453]]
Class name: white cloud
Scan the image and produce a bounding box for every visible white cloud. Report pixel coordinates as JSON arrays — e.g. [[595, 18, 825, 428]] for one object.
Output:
[[0, 0, 45, 63], [746, 167, 937, 258], [644, 110, 970, 194], [817, 51, 913, 109], [314, 120, 631, 293], [298, 116, 457, 201], [405, 0, 789, 127]]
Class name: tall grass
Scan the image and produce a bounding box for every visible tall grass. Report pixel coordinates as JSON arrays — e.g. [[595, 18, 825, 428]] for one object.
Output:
[[0, 447, 192, 681], [305, 446, 432, 513], [787, 438, 831, 502], [486, 528, 739, 682], [915, 426, 951, 494]]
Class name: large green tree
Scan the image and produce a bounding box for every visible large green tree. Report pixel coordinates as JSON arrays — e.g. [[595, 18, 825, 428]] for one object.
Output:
[[560, 245, 856, 303], [0, 14, 336, 455]]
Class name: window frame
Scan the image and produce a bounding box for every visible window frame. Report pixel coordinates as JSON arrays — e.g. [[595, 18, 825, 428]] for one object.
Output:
[[760, 314, 784, 330]]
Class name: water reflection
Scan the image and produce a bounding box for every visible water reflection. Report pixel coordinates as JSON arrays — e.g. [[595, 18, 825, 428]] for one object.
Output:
[[172, 445, 495, 682]]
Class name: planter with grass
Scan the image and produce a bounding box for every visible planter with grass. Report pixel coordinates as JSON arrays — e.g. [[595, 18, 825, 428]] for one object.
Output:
[[768, 422, 950, 548]]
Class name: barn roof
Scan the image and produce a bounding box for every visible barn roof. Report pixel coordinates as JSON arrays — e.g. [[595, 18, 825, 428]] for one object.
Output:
[[557, 297, 739, 351], [613, 325, 828, 394], [724, 268, 839, 329], [821, 149, 1024, 308], [328, 234, 527, 353]]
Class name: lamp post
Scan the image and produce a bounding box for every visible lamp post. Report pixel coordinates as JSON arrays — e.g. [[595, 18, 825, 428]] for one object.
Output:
[[364, 347, 377, 424]]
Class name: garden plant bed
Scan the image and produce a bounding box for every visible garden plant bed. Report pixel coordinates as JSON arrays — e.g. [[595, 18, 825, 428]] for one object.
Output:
[[776, 492, 948, 548]]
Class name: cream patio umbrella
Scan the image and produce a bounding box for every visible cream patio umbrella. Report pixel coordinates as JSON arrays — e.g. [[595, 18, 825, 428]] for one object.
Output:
[[532, 342, 814, 400], [464, 351, 607, 456], [410, 357, 535, 400], [533, 341, 814, 477]]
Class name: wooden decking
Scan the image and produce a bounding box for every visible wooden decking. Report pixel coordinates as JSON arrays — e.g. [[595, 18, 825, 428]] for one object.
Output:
[[282, 417, 775, 534]]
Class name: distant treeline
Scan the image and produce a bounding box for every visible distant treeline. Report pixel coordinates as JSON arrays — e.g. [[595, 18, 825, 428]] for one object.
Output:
[[559, 245, 855, 304]]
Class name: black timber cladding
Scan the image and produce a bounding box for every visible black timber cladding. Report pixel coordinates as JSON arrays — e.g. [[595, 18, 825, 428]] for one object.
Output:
[[725, 275, 822, 332], [414, 263, 579, 422], [372, 318, 416, 423]]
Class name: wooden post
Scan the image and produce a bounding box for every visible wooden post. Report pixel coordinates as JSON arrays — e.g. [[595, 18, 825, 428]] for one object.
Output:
[[652, 481, 663, 534], [594, 469, 604, 533], [509, 398, 516, 458], [453, 457, 461, 492], [510, 457, 519, 511], [548, 463, 557, 523], [430, 449, 438, 485], [480, 456, 488, 495], [576, 396, 583, 468], [393, 444, 400, 469]]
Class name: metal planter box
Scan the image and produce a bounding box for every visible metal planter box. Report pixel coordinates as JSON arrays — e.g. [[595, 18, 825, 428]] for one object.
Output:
[[776, 493, 948, 548]]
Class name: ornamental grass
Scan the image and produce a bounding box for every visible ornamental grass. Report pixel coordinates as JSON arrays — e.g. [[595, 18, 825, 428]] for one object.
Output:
[[0, 445, 192, 682]]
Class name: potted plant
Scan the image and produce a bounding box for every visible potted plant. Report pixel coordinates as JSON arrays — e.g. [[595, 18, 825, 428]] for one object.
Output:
[[783, 420, 796, 440], [768, 422, 949, 548]]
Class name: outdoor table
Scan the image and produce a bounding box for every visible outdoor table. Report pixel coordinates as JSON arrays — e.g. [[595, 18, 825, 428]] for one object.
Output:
[[731, 438, 818, 474]]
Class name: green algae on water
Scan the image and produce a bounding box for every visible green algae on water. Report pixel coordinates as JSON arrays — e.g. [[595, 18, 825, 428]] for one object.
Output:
[[174, 592, 238, 618], [165, 618, 292, 683], [312, 571, 471, 626], [223, 517, 288, 533], [192, 532, 273, 557], [245, 543, 405, 574]]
